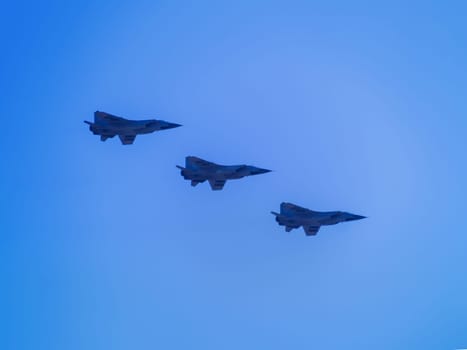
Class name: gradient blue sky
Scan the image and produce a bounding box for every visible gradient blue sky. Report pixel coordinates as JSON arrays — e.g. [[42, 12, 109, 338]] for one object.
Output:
[[1, 1, 467, 349]]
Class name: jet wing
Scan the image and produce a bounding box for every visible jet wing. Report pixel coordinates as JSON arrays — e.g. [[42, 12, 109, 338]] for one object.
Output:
[[208, 179, 226, 191], [303, 225, 320, 236], [118, 134, 137, 145]]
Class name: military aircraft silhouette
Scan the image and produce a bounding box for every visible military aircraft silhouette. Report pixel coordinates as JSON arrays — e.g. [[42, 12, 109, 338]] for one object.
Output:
[[176, 156, 271, 190], [84, 111, 182, 145], [271, 202, 365, 236]]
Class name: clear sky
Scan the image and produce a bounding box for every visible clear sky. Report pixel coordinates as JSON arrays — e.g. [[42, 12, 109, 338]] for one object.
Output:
[[1, 1, 467, 349]]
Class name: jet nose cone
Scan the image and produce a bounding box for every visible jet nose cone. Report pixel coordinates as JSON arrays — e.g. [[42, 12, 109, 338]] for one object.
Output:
[[158, 121, 182, 130], [251, 167, 272, 175], [164, 122, 183, 129], [347, 214, 366, 221]]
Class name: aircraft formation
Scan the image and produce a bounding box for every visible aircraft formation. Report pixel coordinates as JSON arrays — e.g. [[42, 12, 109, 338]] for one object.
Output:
[[85, 110, 365, 236]]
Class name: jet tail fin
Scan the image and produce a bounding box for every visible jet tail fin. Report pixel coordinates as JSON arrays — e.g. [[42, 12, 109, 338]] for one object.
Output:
[[185, 156, 215, 169]]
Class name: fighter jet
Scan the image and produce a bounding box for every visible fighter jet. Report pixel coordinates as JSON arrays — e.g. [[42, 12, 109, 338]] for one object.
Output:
[[176, 156, 271, 190], [84, 111, 182, 145], [271, 202, 366, 236]]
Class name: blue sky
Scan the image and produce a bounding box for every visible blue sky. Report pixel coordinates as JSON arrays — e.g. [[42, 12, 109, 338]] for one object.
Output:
[[1, 1, 467, 349]]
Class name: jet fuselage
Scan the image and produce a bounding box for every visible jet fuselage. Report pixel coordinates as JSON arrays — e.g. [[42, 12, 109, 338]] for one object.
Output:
[[177, 156, 271, 190], [85, 111, 181, 144], [272, 202, 365, 235]]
